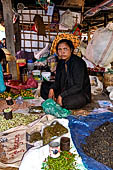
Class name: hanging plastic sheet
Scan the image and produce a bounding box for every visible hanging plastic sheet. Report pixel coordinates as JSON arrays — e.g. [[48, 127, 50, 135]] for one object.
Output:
[[67, 112, 113, 170]]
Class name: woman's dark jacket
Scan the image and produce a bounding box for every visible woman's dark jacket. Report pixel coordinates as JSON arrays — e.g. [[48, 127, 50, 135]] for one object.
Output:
[[51, 54, 91, 103]]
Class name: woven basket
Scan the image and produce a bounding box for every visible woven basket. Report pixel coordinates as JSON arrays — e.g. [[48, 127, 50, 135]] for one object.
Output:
[[104, 73, 113, 87]]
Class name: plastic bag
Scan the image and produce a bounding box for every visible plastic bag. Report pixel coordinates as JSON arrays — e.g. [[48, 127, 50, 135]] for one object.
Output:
[[67, 112, 113, 170], [60, 9, 74, 29], [6, 76, 38, 90], [26, 76, 38, 89], [106, 86, 113, 100], [34, 43, 49, 60], [41, 98, 71, 118]]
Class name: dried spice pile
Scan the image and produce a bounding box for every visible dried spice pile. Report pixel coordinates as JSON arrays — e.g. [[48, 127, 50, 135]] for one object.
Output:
[[81, 121, 113, 169]]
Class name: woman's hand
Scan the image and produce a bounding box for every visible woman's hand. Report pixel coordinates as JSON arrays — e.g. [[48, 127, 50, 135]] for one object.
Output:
[[57, 95, 62, 106], [48, 89, 56, 101]]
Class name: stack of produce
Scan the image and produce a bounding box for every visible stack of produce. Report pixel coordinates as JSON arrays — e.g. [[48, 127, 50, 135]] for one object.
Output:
[[0, 89, 34, 99]]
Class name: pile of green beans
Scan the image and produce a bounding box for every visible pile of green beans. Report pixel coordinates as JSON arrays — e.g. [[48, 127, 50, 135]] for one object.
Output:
[[43, 151, 80, 170]]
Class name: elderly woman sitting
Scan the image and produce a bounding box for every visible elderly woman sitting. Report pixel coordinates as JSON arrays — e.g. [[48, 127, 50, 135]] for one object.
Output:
[[48, 39, 91, 109]]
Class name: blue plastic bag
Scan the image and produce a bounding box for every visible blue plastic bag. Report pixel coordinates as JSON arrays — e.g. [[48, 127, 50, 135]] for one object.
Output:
[[0, 64, 6, 93], [67, 112, 113, 170]]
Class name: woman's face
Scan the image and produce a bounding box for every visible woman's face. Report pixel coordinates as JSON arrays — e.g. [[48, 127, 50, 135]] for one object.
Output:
[[57, 42, 72, 61]]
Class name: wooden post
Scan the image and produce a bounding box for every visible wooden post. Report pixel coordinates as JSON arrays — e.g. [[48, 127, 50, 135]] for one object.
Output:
[[1, 0, 17, 79], [1, 0, 15, 56], [81, 0, 85, 24], [87, 23, 90, 42], [14, 17, 21, 53], [104, 13, 108, 27]]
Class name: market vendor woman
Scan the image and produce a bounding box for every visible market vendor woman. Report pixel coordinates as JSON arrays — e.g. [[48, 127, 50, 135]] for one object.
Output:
[[48, 39, 91, 109], [0, 48, 6, 93]]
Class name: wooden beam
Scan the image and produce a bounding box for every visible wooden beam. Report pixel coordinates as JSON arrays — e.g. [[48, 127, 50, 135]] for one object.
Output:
[[56, 5, 82, 12], [81, 0, 85, 23], [83, 16, 113, 30]]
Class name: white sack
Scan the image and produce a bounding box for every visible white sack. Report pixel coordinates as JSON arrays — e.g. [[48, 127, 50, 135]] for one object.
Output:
[[89, 76, 103, 95], [86, 23, 113, 67], [106, 86, 113, 100]]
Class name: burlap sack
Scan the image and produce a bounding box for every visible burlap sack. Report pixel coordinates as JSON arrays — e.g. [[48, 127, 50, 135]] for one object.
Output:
[[0, 126, 27, 168], [0, 115, 55, 168]]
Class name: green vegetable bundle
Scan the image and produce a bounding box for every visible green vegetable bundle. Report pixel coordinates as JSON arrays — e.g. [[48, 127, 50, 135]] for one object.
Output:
[[42, 151, 80, 170]]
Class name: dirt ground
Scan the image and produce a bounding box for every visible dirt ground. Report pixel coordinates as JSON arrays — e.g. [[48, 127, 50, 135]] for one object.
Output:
[[71, 91, 113, 116]]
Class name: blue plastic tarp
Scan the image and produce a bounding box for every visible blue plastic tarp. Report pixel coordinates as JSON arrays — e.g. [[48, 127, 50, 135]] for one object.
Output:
[[67, 112, 113, 170]]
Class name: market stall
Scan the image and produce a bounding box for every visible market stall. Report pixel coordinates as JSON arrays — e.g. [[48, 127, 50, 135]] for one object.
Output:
[[1, 0, 113, 170]]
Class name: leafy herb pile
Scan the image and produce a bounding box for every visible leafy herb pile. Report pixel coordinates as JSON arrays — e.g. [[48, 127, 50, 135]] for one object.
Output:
[[42, 151, 80, 170]]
